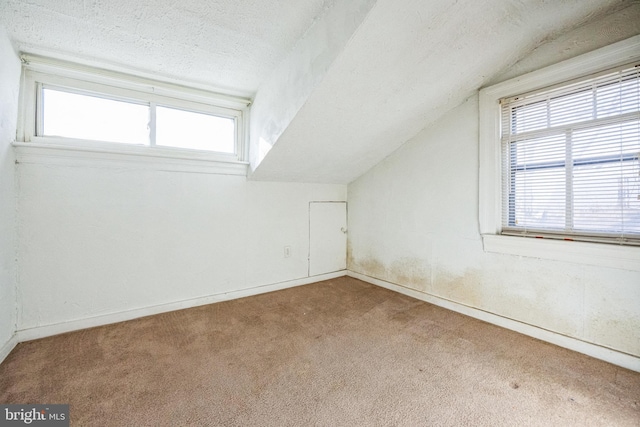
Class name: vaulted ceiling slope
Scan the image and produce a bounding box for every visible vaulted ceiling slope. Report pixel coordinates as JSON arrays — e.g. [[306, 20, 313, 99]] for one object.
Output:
[[0, 0, 335, 97], [250, 0, 640, 184]]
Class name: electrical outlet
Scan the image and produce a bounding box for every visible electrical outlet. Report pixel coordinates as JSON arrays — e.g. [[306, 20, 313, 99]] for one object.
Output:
[[284, 246, 292, 258]]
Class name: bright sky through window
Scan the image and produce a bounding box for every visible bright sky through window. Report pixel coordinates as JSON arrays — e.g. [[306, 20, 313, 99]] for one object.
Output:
[[42, 88, 236, 153], [42, 88, 149, 145], [155, 106, 235, 153]]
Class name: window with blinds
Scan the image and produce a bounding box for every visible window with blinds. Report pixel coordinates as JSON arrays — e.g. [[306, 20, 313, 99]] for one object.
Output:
[[500, 63, 640, 245]]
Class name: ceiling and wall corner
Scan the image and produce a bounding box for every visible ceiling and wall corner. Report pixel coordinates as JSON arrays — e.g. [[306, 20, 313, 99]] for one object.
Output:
[[489, 2, 640, 85]]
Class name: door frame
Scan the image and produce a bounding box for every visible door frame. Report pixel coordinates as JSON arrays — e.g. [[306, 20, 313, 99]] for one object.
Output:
[[308, 201, 348, 276]]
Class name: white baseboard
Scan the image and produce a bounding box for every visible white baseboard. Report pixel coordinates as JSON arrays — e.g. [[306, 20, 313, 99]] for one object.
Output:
[[16, 270, 347, 343], [348, 271, 640, 373], [0, 334, 18, 365]]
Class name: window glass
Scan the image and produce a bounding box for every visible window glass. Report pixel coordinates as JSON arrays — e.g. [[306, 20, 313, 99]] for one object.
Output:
[[513, 134, 565, 165], [511, 101, 547, 134], [500, 64, 640, 242], [572, 121, 639, 159], [548, 90, 593, 127], [573, 161, 640, 233], [155, 106, 235, 153], [42, 88, 149, 145], [511, 168, 566, 229], [596, 78, 640, 118]]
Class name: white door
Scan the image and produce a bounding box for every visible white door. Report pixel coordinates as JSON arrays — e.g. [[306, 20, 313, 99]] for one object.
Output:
[[309, 202, 347, 276]]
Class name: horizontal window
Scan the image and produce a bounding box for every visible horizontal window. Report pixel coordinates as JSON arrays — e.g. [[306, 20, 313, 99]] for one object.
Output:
[[39, 85, 237, 155], [19, 56, 249, 162]]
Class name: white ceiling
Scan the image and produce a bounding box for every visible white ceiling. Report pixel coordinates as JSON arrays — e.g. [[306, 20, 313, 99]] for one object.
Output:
[[1, 0, 638, 184], [250, 0, 640, 184], [0, 0, 334, 97]]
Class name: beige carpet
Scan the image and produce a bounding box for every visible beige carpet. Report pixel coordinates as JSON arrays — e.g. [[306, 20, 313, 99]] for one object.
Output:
[[1, 277, 638, 426]]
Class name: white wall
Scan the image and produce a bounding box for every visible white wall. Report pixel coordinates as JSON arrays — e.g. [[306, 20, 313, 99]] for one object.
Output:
[[348, 10, 640, 366], [0, 27, 20, 359], [15, 150, 345, 333], [348, 94, 640, 360]]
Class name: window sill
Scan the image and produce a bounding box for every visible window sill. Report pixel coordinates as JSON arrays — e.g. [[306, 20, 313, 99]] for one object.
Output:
[[482, 234, 640, 272], [13, 138, 249, 176]]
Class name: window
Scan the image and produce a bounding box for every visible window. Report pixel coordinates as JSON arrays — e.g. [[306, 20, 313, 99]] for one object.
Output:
[[42, 87, 150, 145], [500, 64, 640, 244], [155, 106, 235, 153], [19, 55, 249, 161], [479, 36, 640, 270]]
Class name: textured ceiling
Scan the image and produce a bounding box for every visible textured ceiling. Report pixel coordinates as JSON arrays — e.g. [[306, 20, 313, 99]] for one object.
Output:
[[250, 0, 640, 184], [0, 0, 334, 97]]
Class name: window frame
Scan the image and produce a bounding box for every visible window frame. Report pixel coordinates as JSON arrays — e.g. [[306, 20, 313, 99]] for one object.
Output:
[[501, 64, 640, 243], [18, 54, 251, 163], [479, 35, 640, 271]]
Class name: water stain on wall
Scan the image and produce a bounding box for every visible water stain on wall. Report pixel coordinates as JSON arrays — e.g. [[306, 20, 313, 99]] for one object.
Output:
[[586, 315, 640, 356], [352, 255, 486, 309], [389, 258, 430, 292], [350, 252, 640, 358], [350, 256, 430, 292], [356, 257, 387, 279], [432, 269, 484, 308]]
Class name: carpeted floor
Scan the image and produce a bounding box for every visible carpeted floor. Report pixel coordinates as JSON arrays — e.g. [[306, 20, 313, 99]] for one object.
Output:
[[1, 277, 638, 426]]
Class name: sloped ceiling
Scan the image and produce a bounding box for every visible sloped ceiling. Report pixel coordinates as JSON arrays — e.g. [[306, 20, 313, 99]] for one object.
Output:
[[250, 0, 639, 184], [1, 0, 637, 184]]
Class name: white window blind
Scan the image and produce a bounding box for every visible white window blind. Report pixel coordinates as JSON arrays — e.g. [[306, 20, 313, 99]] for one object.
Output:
[[500, 63, 640, 245]]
